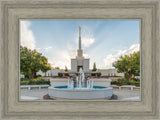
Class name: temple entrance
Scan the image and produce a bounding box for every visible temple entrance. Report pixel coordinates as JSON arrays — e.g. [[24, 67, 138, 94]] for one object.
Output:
[[77, 66, 83, 72]]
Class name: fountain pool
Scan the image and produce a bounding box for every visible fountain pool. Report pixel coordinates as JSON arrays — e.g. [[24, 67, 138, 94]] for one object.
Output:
[[48, 68, 113, 99]]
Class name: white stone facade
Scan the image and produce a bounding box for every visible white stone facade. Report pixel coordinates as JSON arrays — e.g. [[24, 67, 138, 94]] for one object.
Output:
[[71, 59, 77, 72], [71, 58, 89, 72], [83, 59, 90, 72], [97, 69, 124, 77]]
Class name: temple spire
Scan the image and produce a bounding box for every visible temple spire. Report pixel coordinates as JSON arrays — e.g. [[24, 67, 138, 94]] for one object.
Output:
[[79, 26, 81, 50], [77, 26, 83, 58]]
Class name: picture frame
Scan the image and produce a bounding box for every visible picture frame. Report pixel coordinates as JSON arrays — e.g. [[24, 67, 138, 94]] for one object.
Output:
[[0, 0, 159, 119]]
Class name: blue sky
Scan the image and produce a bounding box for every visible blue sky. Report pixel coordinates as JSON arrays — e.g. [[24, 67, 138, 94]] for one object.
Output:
[[20, 20, 140, 69]]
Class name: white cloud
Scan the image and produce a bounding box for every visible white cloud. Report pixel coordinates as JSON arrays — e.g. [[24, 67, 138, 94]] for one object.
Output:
[[20, 21, 36, 50], [75, 37, 95, 48], [82, 37, 95, 48], [48, 50, 74, 69], [45, 46, 52, 50], [83, 53, 90, 58], [37, 46, 52, 53], [54, 61, 70, 69], [75, 26, 95, 48], [103, 44, 140, 69]]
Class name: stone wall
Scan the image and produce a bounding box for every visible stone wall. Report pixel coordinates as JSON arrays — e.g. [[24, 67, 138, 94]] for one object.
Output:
[[50, 78, 112, 87]]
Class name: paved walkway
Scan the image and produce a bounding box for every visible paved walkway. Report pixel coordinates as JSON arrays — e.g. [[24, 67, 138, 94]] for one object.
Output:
[[113, 89, 140, 100], [20, 88, 140, 100]]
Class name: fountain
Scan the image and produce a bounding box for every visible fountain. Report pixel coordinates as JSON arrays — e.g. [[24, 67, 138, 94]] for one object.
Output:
[[67, 68, 94, 89], [48, 68, 113, 99], [48, 27, 113, 99]]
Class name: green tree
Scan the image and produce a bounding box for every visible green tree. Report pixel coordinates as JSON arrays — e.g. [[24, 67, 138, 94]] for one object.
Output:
[[20, 46, 51, 79], [113, 51, 140, 81], [92, 62, 97, 71], [64, 66, 68, 71], [42, 63, 51, 76], [54, 67, 60, 69]]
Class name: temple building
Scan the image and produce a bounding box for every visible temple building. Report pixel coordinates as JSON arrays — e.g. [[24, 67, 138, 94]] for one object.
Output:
[[71, 27, 89, 73], [36, 27, 124, 77]]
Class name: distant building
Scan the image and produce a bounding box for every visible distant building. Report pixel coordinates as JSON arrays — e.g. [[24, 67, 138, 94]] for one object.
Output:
[[97, 69, 124, 77], [37, 69, 124, 77], [20, 74, 25, 79], [135, 76, 140, 79], [37, 69, 65, 77]]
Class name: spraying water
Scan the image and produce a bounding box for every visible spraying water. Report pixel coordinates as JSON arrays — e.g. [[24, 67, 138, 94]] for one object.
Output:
[[68, 68, 94, 89]]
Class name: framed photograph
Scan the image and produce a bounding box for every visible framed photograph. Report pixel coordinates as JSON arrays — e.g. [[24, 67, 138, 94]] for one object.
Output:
[[20, 20, 140, 101], [0, 0, 159, 119]]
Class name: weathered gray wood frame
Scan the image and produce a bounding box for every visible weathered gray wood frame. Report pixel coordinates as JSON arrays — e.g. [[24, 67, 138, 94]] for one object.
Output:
[[0, 0, 159, 119]]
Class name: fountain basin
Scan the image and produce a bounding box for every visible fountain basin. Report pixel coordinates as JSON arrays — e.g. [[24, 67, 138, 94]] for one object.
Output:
[[48, 86, 113, 99], [50, 78, 112, 87]]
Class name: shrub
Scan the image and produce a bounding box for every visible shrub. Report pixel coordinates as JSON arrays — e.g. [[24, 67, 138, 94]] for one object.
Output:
[[117, 79, 123, 86], [36, 79, 46, 84], [58, 73, 63, 77], [28, 79, 35, 85], [130, 78, 140, 86], [20, 78, 28, 81], [20, 78, 50, 85], [35, 74, 42, 78], [33, 78, 40, 81], [111, 77, 141, 86], [47, 80, 51, 85], [121, 78, 131, 85], [91, 73, 96, 76], [64, 73, 69, 76], [20, 81, 28, 85], [35, 79, 50, 85], [111, 81, 118, 85], [130, 79, 136, 85], [97, 73, 101, 77], [124, 80, 131, 85], [111, 78, 133, 86], [135, 82, 140, 87]]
